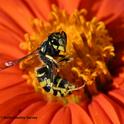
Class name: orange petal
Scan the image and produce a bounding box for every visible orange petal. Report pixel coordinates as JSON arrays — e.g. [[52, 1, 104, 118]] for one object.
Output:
[[23, 0, 51, 20], [69, 103, 93, 124], [11, 102, 62, 124], [107, 98, 124, 124], [0, 12, 25, 41], [115, 105, 124, 124], [0, 92, 42, 124], [109, 89, 124, 105], [0, 42, 25, 58], [78, 0, 102, 19], [96, 0, 124, 23], [51, 103, 93, 124], [0, 0, 34, 34], [51, 105, 71, 124], [34, 102, 62, 124], [94, 94, 120, 124], [89, 92, 124, 124], [0, 68, 23, 89], [0, 26, 23, 45], [10, 101, 45, 124], [0, 81, 34, 104], [103, 94, 124, 124], [57, 0, 81, 14], [11, 101, 44, 124], [96, 0, 124, 43], [0, 15, 25, 52], [88, 101, 112, 124]]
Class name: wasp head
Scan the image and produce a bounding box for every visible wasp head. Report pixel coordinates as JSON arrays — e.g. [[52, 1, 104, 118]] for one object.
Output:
[[48, 31, 67, 52]]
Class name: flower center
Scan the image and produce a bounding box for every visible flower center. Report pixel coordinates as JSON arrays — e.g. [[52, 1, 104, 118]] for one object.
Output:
[[20, 5, 115, 103]]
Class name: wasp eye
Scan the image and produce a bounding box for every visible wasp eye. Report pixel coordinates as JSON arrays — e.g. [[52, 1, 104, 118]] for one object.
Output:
[[52, 39, 59, 45], [58, 40, 63, 45]]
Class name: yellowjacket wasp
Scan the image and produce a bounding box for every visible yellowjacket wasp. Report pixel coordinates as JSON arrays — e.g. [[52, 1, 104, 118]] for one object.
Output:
[[0, 31, 85, 97]]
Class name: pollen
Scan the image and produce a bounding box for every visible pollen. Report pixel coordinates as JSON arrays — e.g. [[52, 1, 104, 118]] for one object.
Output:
[[20, 5, 115, 103]]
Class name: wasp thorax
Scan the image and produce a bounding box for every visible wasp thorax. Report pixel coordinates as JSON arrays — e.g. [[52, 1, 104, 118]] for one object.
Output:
[[20, 5, 115, 103]]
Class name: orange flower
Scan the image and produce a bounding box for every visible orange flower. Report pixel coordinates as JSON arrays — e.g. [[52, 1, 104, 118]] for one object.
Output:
[[0, 0, 124, 124]]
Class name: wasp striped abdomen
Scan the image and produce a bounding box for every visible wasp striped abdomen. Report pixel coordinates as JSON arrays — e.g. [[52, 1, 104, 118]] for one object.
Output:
[[36, 67, 75, 97]]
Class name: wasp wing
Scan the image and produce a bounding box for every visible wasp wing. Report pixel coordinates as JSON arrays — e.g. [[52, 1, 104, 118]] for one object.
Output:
[[0, 48, 39, 71]]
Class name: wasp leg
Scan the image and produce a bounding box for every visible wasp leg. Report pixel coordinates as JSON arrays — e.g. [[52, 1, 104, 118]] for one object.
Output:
[[67, 83, 86, 92], [57, 55, 73, 63]]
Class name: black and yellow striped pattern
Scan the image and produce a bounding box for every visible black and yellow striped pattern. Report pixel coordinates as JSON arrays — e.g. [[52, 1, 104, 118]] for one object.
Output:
[[36, 67, 75, 97]]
